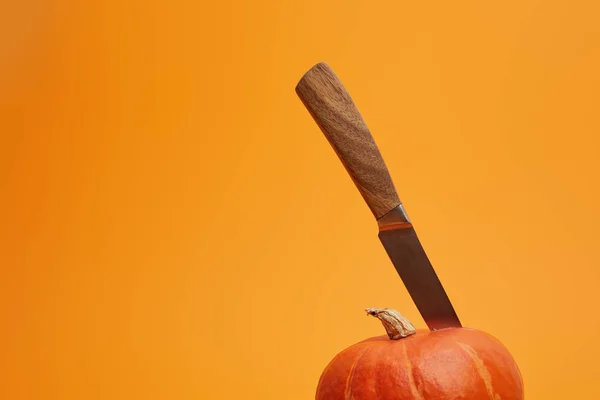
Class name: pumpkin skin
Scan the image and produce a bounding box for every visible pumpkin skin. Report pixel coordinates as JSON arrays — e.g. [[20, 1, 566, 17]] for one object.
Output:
[[316, 327, 523, 400]]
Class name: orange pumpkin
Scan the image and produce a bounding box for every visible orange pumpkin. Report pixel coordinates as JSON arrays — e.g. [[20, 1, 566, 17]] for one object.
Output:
[[316, 308, 523, 400]]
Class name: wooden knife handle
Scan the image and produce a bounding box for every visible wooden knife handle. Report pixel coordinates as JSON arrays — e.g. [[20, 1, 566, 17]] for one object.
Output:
[[295, 62, 400, 220]]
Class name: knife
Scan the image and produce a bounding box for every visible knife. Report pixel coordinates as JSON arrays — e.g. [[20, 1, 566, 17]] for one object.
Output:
[[295, 62, 461, 331]]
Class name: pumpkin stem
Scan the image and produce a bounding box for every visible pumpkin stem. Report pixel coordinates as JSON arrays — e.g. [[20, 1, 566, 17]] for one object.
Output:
[[365, 308, 416, 340]]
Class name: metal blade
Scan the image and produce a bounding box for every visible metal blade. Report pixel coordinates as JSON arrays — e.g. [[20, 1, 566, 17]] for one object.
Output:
[[378, 205, 461, 330]]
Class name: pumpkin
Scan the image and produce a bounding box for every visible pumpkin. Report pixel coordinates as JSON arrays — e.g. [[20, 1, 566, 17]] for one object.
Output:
[[316, 308, 523, 400]]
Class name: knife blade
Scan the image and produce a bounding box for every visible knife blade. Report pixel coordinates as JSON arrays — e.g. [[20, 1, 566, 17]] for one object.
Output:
[[295, 62, 461, 331]]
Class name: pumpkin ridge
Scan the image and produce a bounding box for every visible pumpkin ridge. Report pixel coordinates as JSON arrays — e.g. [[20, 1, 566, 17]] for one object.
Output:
[[315, 361, 332, 398], [474, 331, 525, 392], [456, 342, 501, 400], [344, 346, 370, 400], [401, 340, 424, 400], [315, 347, 347, 399]]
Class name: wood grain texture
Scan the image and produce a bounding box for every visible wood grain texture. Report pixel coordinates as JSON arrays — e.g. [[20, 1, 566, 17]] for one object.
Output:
[[295, 62, 400, 219]]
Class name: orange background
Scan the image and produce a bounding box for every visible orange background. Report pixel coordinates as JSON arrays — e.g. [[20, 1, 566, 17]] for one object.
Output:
[[1, 0, 599, 399]]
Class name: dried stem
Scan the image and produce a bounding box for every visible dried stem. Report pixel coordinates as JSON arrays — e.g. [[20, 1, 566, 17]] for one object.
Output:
[[366, 308, 416, 340]]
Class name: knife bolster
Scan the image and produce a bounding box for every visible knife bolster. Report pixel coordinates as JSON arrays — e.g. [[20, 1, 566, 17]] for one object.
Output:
[[378, 204, 412, 231]]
